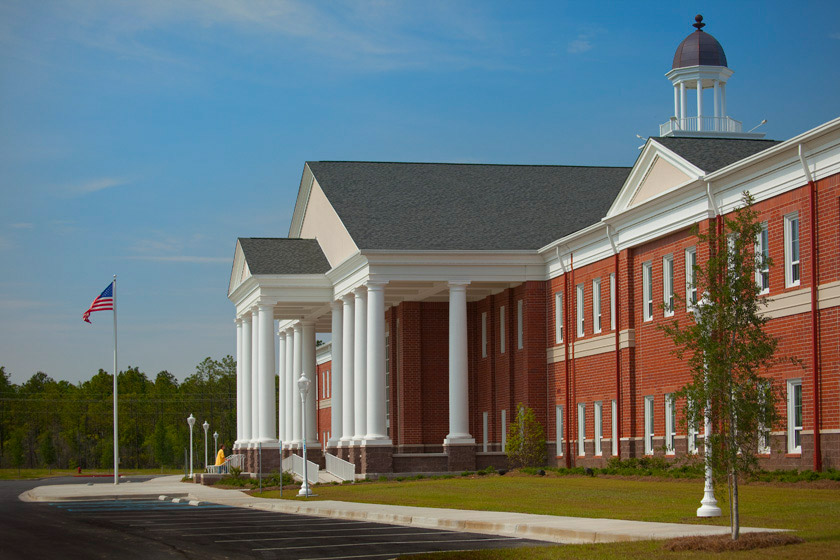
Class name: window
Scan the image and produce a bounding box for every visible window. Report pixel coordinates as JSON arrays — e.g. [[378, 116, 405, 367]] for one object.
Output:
[[685, 247, 697, 306], [517, 300, 523, 350], [643, 262, 653, 322], [482, 411, 489, 453], [501, 409, 507, 451], [385, 330, 390, 435], [611, 400, 618, 456], [593, 278, 602, 333], [663, 255, 674, 316], [594, 401, 603, 456], [577, 403, 586, 456], [785, 213, 800, 287], [758, 382, 771, 455], [644, 396, 654, 455], [787, 378, 803, 454], [481, 312, 487, 358], [665, 394, 675, 454], [556, 405, 564, 456], [554, 293, 563, 344], [500, 306, 506, 354], [576, 283, 585, 337], [610, 274, 616, 331], [756, 222, 770, 293], [687, 397, 698, 454]]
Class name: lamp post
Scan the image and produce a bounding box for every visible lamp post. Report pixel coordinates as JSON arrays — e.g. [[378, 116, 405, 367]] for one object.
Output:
[[202, 420, 210, 469], [187, 414, 196, 478], [213, 431, 219, 455], [693, 296, 722, 517], [297, 373, 312, 498]]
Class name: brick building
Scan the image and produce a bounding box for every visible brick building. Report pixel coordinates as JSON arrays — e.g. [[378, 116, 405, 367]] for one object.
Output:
[[228, 17, 840, 476]]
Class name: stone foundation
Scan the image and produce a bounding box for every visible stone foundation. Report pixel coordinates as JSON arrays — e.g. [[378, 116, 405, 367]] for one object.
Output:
[[444, 443, 476, 472], [393, 452, 447, 473], [360, 444, 394, 474], [475, 452, 507, 471]]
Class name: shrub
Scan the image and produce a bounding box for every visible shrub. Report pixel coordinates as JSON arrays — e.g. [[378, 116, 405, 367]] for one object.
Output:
[[505, 404, 547, 468]]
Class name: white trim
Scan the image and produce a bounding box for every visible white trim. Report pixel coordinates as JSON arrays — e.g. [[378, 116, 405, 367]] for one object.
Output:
[[685, 246, 697, 307], [593, 278, 602, 334], [787, 378, 803, 454], [594, 401, 603, 456], [577, 403, 586, 456], [784, 212, 801, 288], [663, 254, 674, 317], [644, 396, 654, 455], [609, 273, 616, 331], [642, 261, 653, 322], [554, 292, 564, 344], [576, 283, 585, 338]]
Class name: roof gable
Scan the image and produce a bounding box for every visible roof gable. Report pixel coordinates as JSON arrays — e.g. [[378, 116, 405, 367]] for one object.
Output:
[[228, 238, 331, 296]]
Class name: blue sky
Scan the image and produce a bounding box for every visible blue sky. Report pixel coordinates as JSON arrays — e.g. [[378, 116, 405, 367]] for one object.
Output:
[[1, 1, 838, 385]]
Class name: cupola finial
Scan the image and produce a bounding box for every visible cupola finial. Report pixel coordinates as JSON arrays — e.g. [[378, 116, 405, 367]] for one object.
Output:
[[693, 14, 705, 31]]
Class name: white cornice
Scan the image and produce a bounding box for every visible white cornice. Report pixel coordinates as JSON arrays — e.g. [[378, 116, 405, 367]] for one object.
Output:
[[288, 163, 315, 238]]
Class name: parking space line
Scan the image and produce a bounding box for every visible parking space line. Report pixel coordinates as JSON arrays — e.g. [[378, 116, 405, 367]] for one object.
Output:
[[216, 529, 448, 543], [180, 525, 415, 537], [140, 519, 362, 530], [254, 538, 520, 552], [299, 552, 473, 560]]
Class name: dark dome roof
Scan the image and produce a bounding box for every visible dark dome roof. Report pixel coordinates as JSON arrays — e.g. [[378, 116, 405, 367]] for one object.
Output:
[[672, 15, 727, 69]]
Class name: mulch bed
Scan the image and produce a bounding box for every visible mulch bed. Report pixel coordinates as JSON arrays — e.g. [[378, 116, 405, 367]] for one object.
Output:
[[664, 532, 803, 552]]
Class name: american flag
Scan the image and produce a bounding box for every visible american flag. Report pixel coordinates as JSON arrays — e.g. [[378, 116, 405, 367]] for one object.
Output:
[[83, 282, 114, 323]]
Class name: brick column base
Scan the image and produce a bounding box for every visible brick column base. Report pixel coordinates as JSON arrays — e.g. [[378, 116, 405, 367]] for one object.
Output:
[[360, 445, 394, 475], [302, 445, 325, 470], [445, 443, 476, 472]]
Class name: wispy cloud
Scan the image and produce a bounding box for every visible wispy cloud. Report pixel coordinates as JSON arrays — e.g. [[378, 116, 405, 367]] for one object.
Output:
[[126, 255, 229, 264], [568, 38, 592, 54], [0, 299, 50, 309], [831, 33, 840, 40], [68, 177, 130, 196], [8, 222, 33, 229]]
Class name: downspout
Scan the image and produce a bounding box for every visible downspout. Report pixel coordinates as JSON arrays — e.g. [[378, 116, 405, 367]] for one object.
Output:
[[799, 144, 822, 472], [607, 225, 621, 458], [563, 251, 574, 467]]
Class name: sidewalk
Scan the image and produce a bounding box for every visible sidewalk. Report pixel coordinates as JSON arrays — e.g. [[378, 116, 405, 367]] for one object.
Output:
[[20, 475, 781, 545]]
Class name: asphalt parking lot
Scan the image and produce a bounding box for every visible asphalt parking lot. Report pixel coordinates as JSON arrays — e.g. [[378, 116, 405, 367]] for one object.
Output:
[[44, 497, 545, 559]]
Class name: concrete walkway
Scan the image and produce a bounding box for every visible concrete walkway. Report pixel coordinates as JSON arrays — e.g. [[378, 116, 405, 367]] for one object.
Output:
[[20, 475, 780, 545]]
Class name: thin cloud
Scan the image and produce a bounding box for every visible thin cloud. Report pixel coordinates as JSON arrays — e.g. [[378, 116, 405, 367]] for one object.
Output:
[[125, 255, 229, 264], [831, 33, 840, 40], [568, 38, 593, 54], [68, 177, 130, 196], [8, 223, 34, 229], [0, 299, 50, 309]]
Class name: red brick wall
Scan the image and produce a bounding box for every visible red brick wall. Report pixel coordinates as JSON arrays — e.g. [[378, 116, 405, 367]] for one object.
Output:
[[315, 359, 331, 448]]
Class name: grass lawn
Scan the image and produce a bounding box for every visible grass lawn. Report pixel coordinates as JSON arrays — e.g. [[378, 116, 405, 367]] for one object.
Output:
[[254, 474, 840, 559], [0, 467, 184, 480]]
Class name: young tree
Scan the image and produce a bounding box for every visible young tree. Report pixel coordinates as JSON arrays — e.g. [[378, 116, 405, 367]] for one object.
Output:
[[661, 192, 792, 540], [505, 404, 546, 469]]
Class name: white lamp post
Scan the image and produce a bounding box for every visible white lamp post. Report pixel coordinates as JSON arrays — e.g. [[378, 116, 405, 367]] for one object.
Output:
[[202, 420, 210, 469], [297, 373, 312, 498], [187, 414, 196, 478], [693, 296, 722, 517], [213, 431, 219, 455]]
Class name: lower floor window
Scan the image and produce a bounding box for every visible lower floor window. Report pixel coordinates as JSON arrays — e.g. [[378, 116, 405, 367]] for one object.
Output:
[[644, 396, 654, 455], [787, 379, 803, 454]]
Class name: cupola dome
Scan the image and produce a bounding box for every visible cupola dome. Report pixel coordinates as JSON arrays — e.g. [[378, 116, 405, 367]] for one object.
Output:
[[672, 15, 728, 69]]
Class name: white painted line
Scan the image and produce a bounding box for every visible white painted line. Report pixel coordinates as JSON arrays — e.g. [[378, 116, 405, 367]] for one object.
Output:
[[180, 525, 406, 537], [142, 520, 361, 530], [254, 538, 520, 552], [217, 530, 444, 543], [299, 551, 475, 560]]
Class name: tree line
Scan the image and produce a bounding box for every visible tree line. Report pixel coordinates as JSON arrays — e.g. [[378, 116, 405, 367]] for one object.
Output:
[[0, 356, 239, 471]]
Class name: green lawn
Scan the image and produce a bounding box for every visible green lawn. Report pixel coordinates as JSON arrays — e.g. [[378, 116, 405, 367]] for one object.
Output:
[[0, 467, 183, 480], [255, 474, 840, 559]]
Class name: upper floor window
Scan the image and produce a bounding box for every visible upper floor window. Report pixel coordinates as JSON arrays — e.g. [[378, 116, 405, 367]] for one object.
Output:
[[610, 273, 616, 331], [663, 255, 674, 316], [517, 300, 523, 350], [785, 213, 800, 287], [593, 278, 602, 334], [685, 246, 697, 306], [756, 222, 770, 294], [576, 283, 585, 337], [642, 261, 653, 322], [500, 306, 506, 354], [554, 293, 563, 344], [481, 312, 487, 358]]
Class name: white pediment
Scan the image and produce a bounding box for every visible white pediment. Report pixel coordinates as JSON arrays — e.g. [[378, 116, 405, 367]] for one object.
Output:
[[606, 140, 705, 218], [228, 240, 252, 297]]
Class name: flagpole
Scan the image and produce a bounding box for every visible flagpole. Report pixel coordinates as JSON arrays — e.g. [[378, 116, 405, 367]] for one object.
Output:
[[113, 275, 119, 485]]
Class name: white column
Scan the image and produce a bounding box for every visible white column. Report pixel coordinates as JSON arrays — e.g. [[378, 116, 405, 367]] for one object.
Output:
[[277, 330, 286, 443], [292, 323, 303, 445], [284, 327, 294, 445], [713, 80, 720, 120], [696, 79, 703, 131], [328, 301, 343, 447], [235, 318, 243, 445], [720, 82, 727, 117], [257, 304, 276, 443], [302, 321, 318, 444], [340, 294, 355, 444], [445, 282, 474, 444], [679, 82, 686, 123], [353, 286, 368, 443], [673, 84, 679, 118], [250, 307, 260, 444], [365, 282, 390, 443], [240, 314, 252, 441]]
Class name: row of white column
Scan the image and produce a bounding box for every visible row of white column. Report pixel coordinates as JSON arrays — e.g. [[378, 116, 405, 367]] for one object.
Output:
[[673, 79, 727, 127], [234, 281, 475, 450]]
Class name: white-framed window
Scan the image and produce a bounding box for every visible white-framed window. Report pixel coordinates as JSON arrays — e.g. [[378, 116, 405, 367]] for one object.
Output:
[[644, 396, 654, 455], [556, 405, 564, 457], [665, 394, 675, 454], [787, 378, 803, 454], [611, 399, 618, 456], [576, 283, 585, 337], [482, 411, 489, 453], [643, 261, 653, 322], [594, 401, 603, 456], [501, 409, 507, 451], [517, 300, 523, 350], [577, 403, 586, 456], [325, 371, 330, 398], [593, 278, 602, 334], [499, 306, 506, 354], [756, 222, 770, 294], [481, 312, 487, 358], [663, 255, 674, 316], [785, 213, 800, 287], [610, 273, 616, 331], [758, 380, 771, 455], [685, 246, 697, 306], [687, 397, 698, 454], [554, 293, 563, 344]]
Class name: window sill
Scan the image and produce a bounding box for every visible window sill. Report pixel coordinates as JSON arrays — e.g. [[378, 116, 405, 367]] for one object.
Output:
[[785, 452, 802, 457]]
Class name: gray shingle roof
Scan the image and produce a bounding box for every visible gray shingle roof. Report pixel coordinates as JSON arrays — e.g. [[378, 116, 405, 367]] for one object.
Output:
[[653, 137, 782, 173], [239, 238, 330, 275], [306, 162, 631, 251]]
